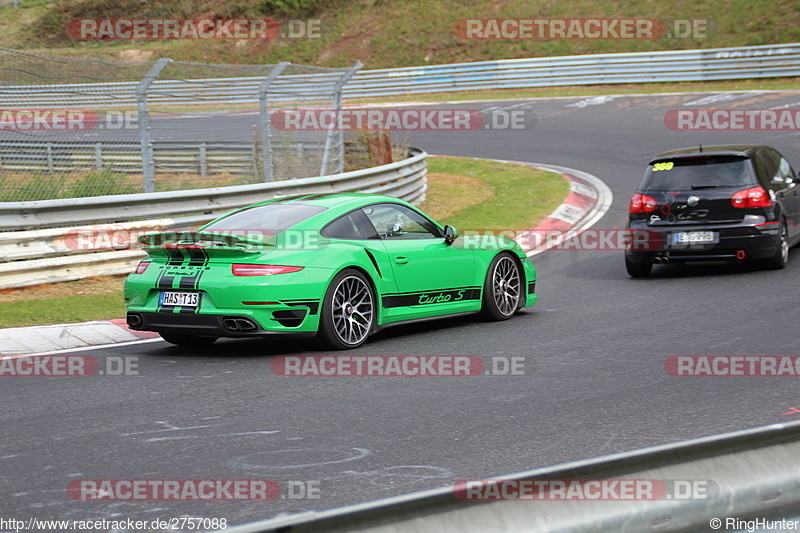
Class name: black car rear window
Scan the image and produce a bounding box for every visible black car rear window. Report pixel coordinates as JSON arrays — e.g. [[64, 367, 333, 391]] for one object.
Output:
[[203, 203, 327, 235], [640, 156, 754, 190]]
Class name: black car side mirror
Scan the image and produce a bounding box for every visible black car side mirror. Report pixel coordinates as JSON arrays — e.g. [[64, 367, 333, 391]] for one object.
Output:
[[444, 225, 459, 245]]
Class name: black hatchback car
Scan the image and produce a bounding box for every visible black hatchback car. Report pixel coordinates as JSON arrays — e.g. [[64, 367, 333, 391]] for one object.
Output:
[[625, 145, 800, 277]]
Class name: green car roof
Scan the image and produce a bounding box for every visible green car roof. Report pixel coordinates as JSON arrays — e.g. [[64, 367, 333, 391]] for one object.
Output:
[[270, 192, 409, 208]]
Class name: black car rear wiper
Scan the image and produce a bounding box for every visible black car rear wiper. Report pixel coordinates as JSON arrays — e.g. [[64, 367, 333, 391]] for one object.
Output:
[[691, 184, 723, 189]]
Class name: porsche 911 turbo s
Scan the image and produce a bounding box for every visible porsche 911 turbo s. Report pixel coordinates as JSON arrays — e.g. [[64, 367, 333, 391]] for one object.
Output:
[[124, 193, 537, 349], [625, 145, 800, 277]]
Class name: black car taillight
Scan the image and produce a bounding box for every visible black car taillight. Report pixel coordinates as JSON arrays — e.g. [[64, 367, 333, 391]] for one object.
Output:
[[731, 186, 771, 208], [629, 193, 658, 213]]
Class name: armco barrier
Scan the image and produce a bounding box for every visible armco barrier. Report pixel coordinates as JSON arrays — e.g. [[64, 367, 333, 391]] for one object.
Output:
[[218, 421, 800, 533], [342, 43, 800, 97], [0, 148, 427, 288], [0, 141, 258, 175], [0, 140, 369, 178], [1, 44, 799, 107], [0, 52, 364, 186]]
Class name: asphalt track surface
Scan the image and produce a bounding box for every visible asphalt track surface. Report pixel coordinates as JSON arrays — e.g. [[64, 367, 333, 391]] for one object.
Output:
[[3, 91, 800, 529]]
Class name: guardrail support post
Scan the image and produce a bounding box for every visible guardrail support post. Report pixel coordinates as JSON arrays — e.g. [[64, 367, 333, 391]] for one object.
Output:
[[94, 143, 102, 171], [258, 62, 290, 182], [46, 143, 54, 172], [199, 143, 208, 177], [320, 61, 363, 176], [136, 58, 171, 193], [251, 125, 259, 176]]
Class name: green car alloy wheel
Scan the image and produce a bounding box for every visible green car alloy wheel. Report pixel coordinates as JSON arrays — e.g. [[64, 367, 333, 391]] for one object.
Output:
[[124, 193, 538, 349], [319, 268, 376, 350]]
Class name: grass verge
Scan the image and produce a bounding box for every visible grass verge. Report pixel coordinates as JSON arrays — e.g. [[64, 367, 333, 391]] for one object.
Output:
[[0, 156, 569, 328], [421, 156, 570, 231], [0, 276, 126, 328]]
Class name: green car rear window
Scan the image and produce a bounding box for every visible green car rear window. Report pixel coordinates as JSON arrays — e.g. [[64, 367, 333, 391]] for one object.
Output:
[[203, 203, 327, 234]]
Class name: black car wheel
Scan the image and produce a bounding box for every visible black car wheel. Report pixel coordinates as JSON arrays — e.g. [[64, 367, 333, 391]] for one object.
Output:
[[480, 253, 522, 321], [318, 269, 375, 350], [764, 221, 789, 270], [160, 333, 218, 347]]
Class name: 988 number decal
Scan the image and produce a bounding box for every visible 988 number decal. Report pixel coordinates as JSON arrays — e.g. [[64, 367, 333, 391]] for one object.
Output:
[[652, 161, 675, 172]]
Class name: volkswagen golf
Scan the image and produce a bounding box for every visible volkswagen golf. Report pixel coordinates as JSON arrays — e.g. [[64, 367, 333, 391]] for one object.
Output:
[[625, 145, 800, 277]]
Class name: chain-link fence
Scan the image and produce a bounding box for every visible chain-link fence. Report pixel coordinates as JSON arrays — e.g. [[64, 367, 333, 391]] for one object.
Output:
[[0, 48, 362, 201]]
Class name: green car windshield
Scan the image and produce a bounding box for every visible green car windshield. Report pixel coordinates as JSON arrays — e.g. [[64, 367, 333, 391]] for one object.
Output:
[[203, 203, 327, 235]]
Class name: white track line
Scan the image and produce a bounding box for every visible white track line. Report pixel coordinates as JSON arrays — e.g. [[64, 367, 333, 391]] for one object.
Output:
[[489, 159, 614, 257], [10, 337, 164, 357]]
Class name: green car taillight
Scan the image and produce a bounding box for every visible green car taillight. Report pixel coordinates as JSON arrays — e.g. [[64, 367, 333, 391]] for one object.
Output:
[[231, 264, 304, 276]]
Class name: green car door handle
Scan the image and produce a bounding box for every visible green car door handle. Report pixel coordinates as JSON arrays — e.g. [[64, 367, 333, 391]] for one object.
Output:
[[394, 256, 409, 265]]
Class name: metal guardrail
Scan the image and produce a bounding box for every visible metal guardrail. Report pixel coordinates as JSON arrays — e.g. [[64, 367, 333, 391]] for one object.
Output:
[[0, 146, 426, 230], [0, 51, 364, 189], [1, 43, 798, 106], [0, 141, 259, 175], [0, 148, 427, 288], [219, 421, 800, 533], [0, 140, 356, 176], [343, 43, 800, 97], [3, 43, 793, 198]]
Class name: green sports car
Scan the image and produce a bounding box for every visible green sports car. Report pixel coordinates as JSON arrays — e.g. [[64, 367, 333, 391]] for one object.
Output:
[[124, 193, 537, 350]]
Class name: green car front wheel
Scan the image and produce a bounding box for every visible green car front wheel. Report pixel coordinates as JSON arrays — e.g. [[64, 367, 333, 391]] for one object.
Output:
[[480, 253, 522, 321]]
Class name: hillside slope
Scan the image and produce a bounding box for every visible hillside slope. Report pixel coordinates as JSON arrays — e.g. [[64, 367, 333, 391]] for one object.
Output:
[[0, 0, 798, 68]]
